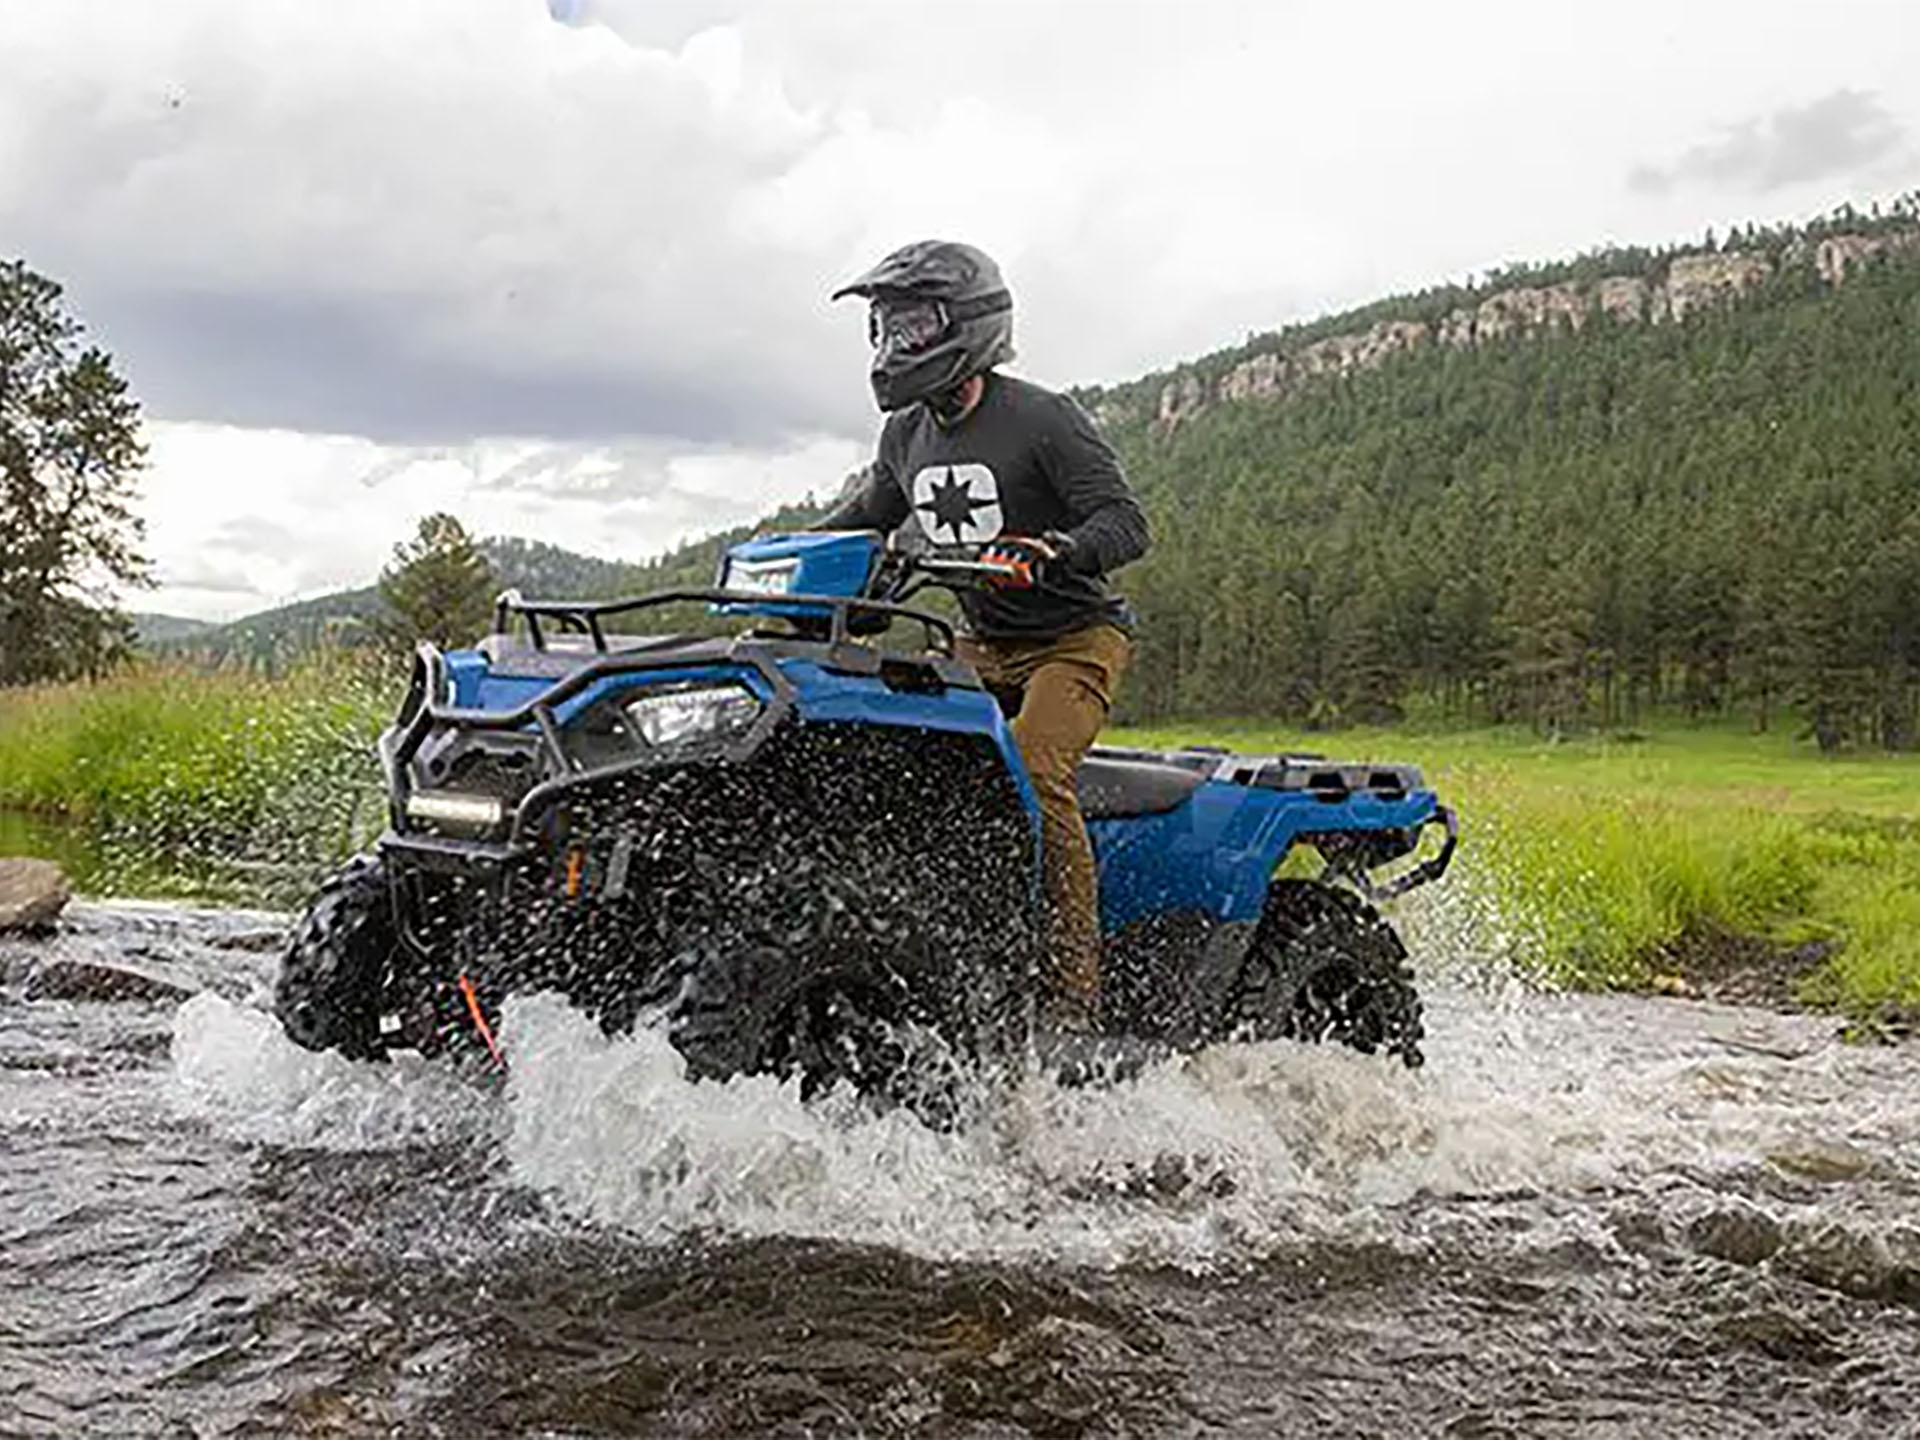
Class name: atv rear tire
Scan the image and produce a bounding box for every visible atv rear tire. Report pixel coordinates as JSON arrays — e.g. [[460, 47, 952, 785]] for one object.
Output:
[[274, 853, 397, 1061], [1219, 879, 1425, 1068]]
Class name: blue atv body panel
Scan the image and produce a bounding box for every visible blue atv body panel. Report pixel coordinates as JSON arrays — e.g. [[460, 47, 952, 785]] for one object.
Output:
[[420, 646, 1446, 944], [1091, 785, 1438, 932], [435, 654, 1042, 840]]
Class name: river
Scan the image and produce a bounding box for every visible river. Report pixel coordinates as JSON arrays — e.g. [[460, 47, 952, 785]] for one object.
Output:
[[3, 895, 1918, 1437]]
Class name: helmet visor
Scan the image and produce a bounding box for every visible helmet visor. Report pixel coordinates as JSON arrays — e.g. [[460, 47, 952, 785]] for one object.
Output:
[[868, 298, 949, 356]]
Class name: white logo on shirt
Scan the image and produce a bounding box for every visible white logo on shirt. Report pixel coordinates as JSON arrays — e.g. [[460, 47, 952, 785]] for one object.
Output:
[[910, 463, 1004, 545]]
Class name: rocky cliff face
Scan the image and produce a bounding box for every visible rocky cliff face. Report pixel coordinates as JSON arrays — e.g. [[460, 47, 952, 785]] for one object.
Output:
[[1127, 228, 1920, 435]]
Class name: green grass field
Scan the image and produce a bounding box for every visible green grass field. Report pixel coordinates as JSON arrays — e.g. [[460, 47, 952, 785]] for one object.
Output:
[[4, 667, 1918, 1019], [1116, 720, 1920, 1020], [0, 660, 390, 902]]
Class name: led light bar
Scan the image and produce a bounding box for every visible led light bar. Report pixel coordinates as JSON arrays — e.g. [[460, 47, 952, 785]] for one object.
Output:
[[403, 790, 507, 835]]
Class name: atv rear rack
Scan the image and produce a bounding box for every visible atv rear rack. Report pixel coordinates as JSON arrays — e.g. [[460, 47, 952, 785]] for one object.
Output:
[[490, 587, 958, 655]]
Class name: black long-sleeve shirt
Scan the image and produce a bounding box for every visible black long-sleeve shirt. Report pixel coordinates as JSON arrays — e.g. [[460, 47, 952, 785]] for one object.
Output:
[[817, 373, 1151, 638]]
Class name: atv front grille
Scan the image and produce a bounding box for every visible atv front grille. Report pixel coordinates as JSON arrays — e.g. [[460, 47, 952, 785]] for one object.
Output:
[[386, 719, 1038, 1031]]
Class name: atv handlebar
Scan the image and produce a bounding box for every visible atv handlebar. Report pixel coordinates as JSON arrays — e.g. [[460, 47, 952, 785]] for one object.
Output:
[[881, 546, 1032, 605]]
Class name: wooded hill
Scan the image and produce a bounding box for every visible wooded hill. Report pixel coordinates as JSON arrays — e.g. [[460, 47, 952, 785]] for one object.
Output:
[[150, 536, 644, 669], [1078, 202, 1920, 746]]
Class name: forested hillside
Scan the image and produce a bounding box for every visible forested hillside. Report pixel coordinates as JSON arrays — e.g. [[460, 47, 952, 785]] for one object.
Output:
[[155, 536, 645, 668], [1081, 205, 1920, 746]]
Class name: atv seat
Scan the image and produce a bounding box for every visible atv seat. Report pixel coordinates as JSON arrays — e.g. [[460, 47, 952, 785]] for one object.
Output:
[[1075, 755, 1207, 819]]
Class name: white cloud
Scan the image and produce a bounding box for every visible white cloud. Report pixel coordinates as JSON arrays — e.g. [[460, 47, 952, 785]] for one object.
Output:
[[4, 0, 1918, 618], [139, 422, 861, 620]]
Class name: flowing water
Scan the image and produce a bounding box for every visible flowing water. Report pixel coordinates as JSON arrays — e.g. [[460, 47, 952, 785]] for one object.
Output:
[[4, 899, 1919, 1437]]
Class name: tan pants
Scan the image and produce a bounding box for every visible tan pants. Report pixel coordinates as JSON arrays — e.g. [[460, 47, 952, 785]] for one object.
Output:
[[956, 624, 1132, 1007]]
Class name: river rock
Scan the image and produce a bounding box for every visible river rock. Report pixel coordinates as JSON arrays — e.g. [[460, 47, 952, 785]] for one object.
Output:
[[1687, 1203, 1784, 1267], [24, 956, 198, 1004], [1767, 1139, 1875, 1183], [0, 858, 70, 931], [1777, 1220, 1905, 1302], [1712, 1309, 1842, 1365]]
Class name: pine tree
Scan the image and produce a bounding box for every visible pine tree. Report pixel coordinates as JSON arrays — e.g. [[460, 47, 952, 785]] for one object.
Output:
[[377, 514, 500, 652], [0, 259, 151, 684]]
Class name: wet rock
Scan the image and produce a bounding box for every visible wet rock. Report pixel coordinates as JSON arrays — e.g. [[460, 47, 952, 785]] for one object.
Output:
[[1778, 1221, 1920, 1305], [1767, 1139, 1874, 1184], [0, 858, 70, 931], [24, 956, 198, 1005], [1687, 1204, 1784, 1267], [1713, 1309, 1843, 1366], [1608, 1207, 1672, 1257]]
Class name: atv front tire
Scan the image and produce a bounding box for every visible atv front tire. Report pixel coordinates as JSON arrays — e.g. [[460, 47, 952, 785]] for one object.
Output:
[[274, 853, 397, 1061], [1220, 879, 1425, 1068], [668, 885, 1020, 1124]]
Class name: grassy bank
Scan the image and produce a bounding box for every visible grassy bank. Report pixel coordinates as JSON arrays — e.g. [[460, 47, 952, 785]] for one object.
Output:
[[4, 666, 1918, 1020], [1116, 721, 1920, 1022], [0, 659, 390, 896]]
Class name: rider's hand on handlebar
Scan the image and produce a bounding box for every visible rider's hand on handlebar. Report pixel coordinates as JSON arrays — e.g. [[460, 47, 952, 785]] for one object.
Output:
[[979, 535, 1058, 589]]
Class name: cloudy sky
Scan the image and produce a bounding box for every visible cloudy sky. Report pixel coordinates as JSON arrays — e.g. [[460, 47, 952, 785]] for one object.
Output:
[[4, 0, 1917, 619]]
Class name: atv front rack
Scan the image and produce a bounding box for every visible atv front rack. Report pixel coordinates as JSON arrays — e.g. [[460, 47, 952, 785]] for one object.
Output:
[[490, 586, 959, 656]]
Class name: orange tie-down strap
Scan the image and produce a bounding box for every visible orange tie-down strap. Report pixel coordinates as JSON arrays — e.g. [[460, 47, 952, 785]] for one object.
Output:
[[456, 973, 506, 1069]]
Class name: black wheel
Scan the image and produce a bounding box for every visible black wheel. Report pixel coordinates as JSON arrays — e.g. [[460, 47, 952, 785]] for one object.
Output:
[[668, 887, 1020, 1126], [274, 853, 398, 1061], [1219, 879, 1425, 1068]]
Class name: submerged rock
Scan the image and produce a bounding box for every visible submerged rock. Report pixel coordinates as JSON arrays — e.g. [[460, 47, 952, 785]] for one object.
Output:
[[24, 956, 198, 1004], [1767, 1139, 1875, 1184], [0, 858, 70, 931], [1687, 1203, 1785, 1267]]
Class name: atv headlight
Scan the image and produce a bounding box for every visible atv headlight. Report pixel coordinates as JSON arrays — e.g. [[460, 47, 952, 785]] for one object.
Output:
[[624, 683, 762, 748], [722, 555, 800, 597], [403, 790, 507, 836]]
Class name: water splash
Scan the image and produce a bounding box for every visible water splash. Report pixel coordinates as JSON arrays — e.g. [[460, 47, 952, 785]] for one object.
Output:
[[166, 976, 1919, 1273], [495, 984, 1912, 1269], [169, 992, 499, 1151]]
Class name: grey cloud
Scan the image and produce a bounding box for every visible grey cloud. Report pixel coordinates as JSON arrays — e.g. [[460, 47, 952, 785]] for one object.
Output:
[[93, 287, 840, 447], [0, 1, 873, 447], [473, 441, 681, 498], [207, 513, 382, 595], [157, 558, 261, 595], [1630, 89, 1905, 196]]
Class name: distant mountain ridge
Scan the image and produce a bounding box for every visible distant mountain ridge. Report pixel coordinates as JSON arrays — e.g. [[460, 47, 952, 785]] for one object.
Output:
[[1079, 203, 1920, 436], [146, 536, 646, 664], [131, 612, 214, 646]]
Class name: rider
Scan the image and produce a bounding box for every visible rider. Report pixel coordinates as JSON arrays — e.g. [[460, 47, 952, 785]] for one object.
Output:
[[817, 239, 1150, 1032]]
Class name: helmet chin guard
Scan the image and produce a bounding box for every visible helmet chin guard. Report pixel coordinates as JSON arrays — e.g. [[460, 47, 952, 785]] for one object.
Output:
[[833, 240, 1014, 412]]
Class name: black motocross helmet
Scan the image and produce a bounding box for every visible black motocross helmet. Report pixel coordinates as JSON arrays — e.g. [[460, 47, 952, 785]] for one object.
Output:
[[832, 240, 1015, 414]]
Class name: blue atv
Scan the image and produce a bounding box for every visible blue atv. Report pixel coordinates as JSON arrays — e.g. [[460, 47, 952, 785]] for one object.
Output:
[[274, 530, 1456, 1103]]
